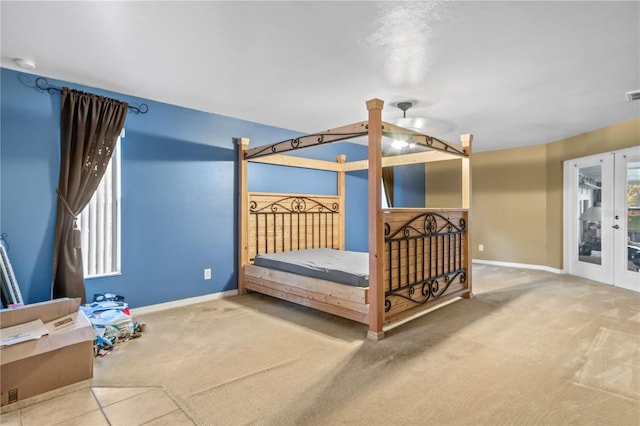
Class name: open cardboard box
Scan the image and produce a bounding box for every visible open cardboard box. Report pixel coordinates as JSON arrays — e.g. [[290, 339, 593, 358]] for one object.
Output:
[[0, 298, 95, 406]]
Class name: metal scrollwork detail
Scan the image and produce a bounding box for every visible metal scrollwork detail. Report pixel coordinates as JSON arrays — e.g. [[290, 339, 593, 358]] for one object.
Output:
[[420, 282, 429, 297], [250, 196, 339, 214], [245, 130, 368, 159], [385, 270, 466, 309], [384, 299, 392, 312], [430, 279, 440, 295], [291, 197, 306, 212], [409, 286, 416, 297], [426, 215, 437, 234], [386, 212, 464, 241], [402, 134, 466, 157]]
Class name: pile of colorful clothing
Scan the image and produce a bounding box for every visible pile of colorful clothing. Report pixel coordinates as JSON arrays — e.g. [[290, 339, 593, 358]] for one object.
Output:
[[80, 293, 145, 356]]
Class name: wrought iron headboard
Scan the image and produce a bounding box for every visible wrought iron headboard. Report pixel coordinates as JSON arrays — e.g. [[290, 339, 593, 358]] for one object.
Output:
[[248, 193, 342, 261]]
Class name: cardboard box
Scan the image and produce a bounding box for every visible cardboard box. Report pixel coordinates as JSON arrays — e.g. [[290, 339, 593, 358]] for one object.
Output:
[[0, 298, 95, 406]]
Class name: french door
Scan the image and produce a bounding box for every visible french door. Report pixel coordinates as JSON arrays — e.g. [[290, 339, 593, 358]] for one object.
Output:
[[564, 146, 640, 292]]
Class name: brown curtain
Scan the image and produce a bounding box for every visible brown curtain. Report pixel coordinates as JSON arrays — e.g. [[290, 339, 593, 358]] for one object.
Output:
[[382, 166, 394, 207], [52, 87, 128, 302]]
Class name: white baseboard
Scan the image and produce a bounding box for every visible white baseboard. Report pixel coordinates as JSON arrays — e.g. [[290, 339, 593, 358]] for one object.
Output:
[[472, 259, 565, 275], [130, 289, 238, 316]]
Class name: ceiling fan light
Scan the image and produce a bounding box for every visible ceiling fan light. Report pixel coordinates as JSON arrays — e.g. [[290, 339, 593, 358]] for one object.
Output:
[[395, 117, 428, 132], [391, 139, 408, 150]]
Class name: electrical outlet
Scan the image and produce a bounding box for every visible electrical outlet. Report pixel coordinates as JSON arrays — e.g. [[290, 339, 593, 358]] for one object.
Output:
[[204, 268, 212, 280], [478, 244, 484, 252]]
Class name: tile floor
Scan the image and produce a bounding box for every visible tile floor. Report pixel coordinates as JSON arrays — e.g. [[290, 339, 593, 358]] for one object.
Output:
[[0, 386, 194, 425]]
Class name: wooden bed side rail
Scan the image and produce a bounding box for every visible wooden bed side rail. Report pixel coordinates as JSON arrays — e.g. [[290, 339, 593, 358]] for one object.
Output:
[[244, 264, 369, 324], [247, 192, 343, 261], [382, 209, 470, 323]]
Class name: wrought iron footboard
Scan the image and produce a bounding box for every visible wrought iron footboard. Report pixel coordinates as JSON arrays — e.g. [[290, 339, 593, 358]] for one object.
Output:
[[384, 212, 467, 312]]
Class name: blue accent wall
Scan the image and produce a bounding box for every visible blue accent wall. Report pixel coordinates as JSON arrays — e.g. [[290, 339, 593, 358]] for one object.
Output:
[[0, 68, 386, 307], [394, 164, 426, 208]]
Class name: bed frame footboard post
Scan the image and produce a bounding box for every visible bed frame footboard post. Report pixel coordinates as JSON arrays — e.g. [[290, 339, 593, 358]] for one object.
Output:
[[238, 137, 251, 295], [460, 133, 474, 299], [337, 154, 347, 250], [366, 98, 385, 340]]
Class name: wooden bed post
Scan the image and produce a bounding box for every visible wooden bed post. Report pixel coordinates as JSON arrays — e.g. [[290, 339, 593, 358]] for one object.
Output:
[[238, 137, 250, 295], [460, 133, 474, 299], [366, 98, 385, 340], [337, 154, 346, 250]]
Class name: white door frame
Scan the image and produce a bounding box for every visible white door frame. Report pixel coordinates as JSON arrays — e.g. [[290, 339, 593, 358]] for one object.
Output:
[[564, 146, 640, 291], [613, 146, 640, 292], [564, 153, 614, 284]]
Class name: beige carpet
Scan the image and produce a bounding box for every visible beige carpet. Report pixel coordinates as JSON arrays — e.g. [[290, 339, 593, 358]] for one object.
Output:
[[90, 264, 640, 425]]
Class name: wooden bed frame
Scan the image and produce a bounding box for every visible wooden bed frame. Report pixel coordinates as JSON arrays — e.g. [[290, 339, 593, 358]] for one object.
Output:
[[237, 99, 473, 340]]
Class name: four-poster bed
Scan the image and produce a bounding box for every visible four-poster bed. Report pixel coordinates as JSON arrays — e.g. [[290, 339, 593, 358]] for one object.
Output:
[[237, 99, 473, 340]]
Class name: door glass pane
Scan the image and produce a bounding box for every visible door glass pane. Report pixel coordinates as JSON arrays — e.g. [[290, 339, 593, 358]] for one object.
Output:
[[578, 165, 602, 265], [627, 159, 640, 272]]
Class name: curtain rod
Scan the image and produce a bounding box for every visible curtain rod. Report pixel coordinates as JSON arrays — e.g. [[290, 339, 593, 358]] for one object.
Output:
[[34, 77, 149, 115]]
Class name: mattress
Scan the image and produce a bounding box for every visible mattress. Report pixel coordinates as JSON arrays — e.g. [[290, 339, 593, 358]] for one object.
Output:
[[253, 248, 369, 287]]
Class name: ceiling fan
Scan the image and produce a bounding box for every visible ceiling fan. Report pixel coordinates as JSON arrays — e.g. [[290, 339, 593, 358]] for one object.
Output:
[[391, 100, 456, 139], [390, 101, 423, 150], [393, 101, 429, 133]]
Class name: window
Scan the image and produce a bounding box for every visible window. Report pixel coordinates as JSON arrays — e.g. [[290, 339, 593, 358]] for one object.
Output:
[[79, 132, 122, 278]]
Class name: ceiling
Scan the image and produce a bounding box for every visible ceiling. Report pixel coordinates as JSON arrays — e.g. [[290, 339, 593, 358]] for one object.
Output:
[[1, 1, 639, 152]]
